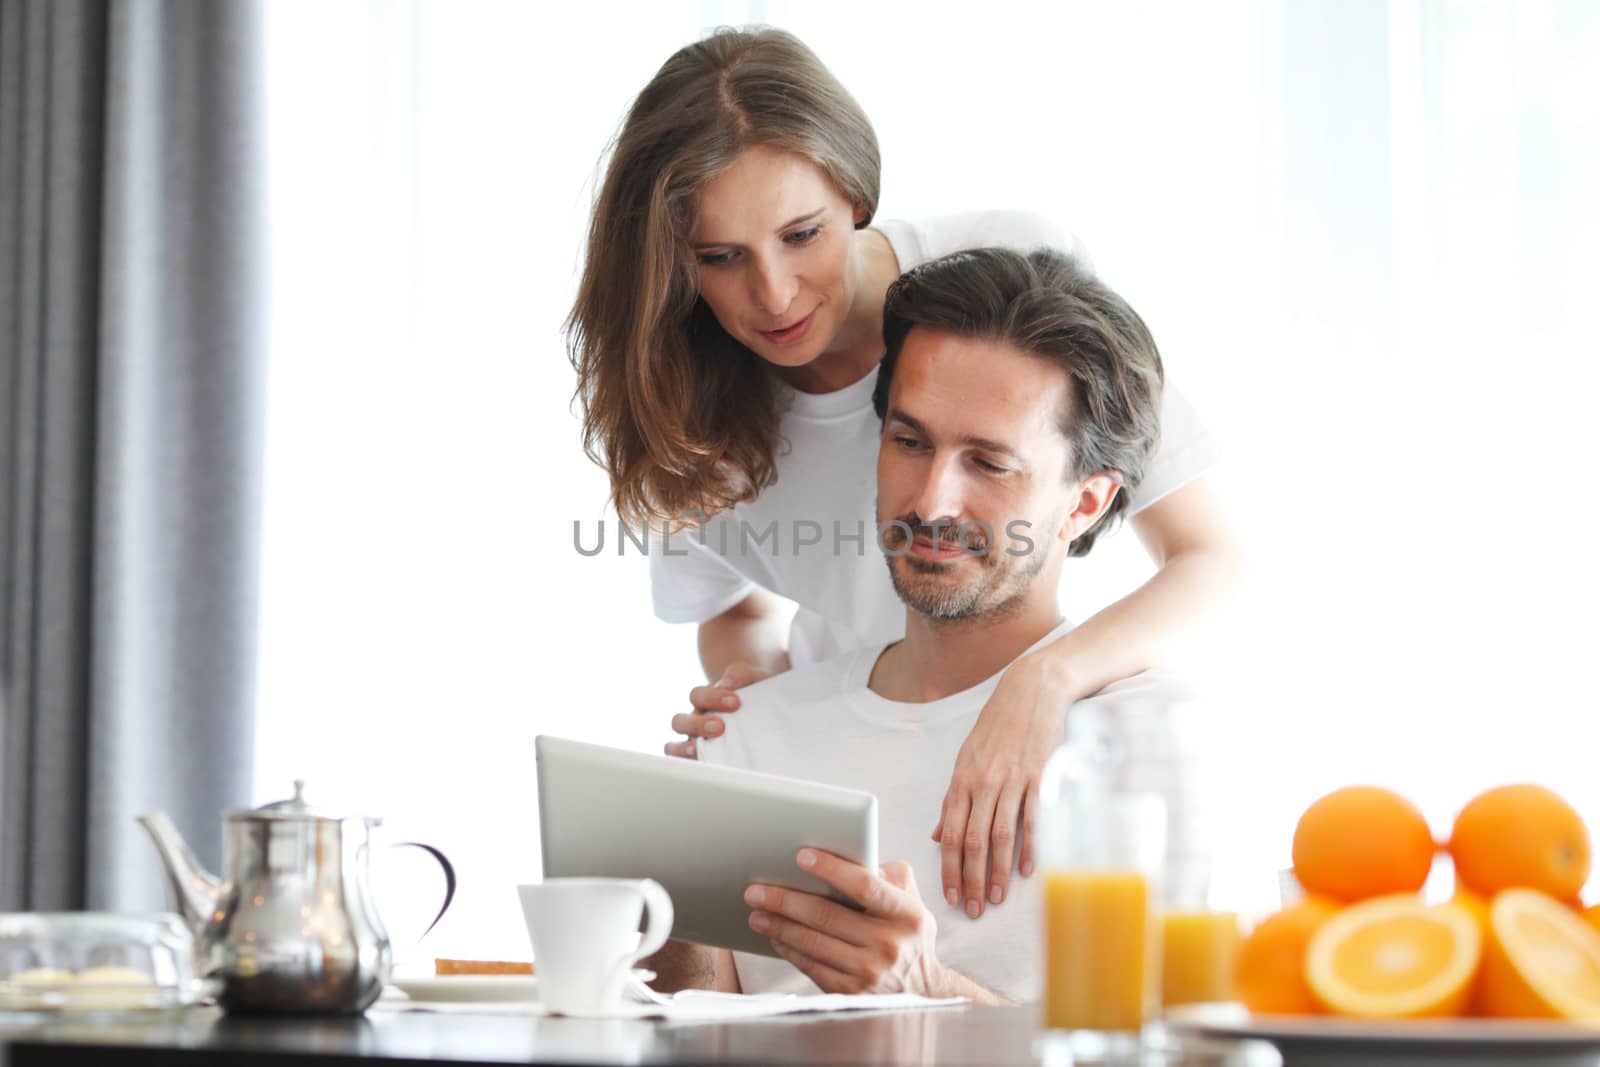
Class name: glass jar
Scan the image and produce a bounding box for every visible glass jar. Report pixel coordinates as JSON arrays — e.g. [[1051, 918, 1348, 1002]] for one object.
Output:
[[1036, 695, 1212, 1061], [1036, 710, 1164, 1067], [0, 912, 206, 1015]]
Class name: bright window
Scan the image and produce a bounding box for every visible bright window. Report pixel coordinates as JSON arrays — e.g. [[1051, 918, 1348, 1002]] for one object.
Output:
[[260, 1, 1600, 957]]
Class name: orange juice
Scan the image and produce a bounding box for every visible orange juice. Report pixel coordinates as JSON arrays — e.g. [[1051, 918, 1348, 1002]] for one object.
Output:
[[1043, 869, 1157, 1031], [1160, 910, 1241, 1006]]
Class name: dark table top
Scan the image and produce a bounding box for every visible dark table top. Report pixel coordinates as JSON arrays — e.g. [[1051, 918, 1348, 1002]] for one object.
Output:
[[6, 1005, 1600, 1067], [0, 1004, 1275, 1067]]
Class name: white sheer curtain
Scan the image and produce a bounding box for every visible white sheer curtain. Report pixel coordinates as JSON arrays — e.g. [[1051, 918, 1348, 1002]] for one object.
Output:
[[259, 0, 1600, 953]]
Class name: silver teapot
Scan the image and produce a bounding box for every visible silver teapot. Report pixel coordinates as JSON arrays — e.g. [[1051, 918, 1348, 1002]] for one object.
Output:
[[137, 781, 454, 1015]]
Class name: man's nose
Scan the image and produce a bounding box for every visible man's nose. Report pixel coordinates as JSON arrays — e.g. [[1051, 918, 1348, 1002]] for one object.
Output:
[[749, 255, 798, 318], [912, 455, 966, 529]]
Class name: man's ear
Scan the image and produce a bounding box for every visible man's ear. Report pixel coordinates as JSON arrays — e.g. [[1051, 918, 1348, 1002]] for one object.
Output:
[[1055, 472, 1123, 545]]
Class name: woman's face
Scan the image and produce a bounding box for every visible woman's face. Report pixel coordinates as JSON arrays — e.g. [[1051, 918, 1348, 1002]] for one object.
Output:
[[690, 145, 863, 371]]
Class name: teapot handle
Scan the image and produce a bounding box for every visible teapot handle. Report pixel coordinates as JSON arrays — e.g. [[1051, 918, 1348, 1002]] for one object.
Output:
[[392, 841, 457, 940]]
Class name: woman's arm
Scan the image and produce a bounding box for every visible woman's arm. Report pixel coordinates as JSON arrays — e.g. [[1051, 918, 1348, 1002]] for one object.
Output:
[[697, 588, 793, 683], [664, 589, 794, 759], [934, 473, 1244, 915], [1038, 470, 1244, 697]]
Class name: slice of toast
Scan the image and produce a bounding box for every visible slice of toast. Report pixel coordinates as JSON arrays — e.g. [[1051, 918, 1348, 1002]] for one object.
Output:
[[433, 959, 534, 976]]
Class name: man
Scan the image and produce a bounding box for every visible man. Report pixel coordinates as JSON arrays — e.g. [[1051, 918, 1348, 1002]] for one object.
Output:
[[653, 247, 1199, 1003]]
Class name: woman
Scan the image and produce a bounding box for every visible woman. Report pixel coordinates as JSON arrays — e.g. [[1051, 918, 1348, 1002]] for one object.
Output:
[[566, 28, 1240, 917]]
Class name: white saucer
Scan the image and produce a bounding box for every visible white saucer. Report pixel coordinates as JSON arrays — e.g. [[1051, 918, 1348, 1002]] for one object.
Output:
[[390, 975, 540, 1003]]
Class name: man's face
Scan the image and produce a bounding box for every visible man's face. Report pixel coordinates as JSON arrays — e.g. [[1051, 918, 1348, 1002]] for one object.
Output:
[[875, 328, 1087, 621]]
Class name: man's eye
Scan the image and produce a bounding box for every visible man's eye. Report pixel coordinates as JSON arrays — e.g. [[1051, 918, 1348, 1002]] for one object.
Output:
[[895, 436, 924, 450], [974, 458, 1010, 474], [785, 225, 822, 245]]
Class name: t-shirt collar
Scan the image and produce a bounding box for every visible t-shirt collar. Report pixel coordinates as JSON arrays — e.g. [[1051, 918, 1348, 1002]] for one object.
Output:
[[780, 366, 881, 419], [843, 618, 1076, 727]]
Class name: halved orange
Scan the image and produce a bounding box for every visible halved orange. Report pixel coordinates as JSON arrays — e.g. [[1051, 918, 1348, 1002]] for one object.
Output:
[[1481, 888, 1600, 1022], [1304, 895, 1481, 1018]]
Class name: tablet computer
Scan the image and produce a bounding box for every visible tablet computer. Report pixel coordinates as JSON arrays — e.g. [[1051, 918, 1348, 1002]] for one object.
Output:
[[535, 735, 878, 958]]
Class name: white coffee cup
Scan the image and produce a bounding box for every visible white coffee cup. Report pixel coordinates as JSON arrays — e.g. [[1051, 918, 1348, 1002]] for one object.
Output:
[[517, 878, 673, 1015]]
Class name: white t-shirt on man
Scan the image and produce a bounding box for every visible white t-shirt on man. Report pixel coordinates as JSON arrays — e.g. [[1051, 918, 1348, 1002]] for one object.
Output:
[[649, 211, 1222, 666], [696, 619, 1202, 1004]]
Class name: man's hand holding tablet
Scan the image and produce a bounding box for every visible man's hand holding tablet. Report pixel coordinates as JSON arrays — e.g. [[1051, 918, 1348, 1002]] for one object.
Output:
[[745, 850, 946, 995]]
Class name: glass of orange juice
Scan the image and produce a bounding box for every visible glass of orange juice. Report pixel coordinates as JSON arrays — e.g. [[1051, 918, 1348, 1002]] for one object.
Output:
[[1037, 784, 1165, 1064], [1160, 906, 1241, 1008]]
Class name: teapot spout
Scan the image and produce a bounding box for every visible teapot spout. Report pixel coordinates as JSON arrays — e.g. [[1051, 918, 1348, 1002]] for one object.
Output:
[[136, 811, 226, 933]]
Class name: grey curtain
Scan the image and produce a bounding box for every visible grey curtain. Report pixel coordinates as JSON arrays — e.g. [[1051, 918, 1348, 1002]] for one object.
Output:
[[1, 0, 267, 910]]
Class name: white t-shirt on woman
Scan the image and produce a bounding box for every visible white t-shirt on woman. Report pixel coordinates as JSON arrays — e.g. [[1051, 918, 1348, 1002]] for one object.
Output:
[[649, 211, 1221, 666]]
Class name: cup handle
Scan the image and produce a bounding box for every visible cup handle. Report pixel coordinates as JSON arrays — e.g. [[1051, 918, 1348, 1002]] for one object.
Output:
[[392, 841, 458, 939], [620, 879, 674, 975]]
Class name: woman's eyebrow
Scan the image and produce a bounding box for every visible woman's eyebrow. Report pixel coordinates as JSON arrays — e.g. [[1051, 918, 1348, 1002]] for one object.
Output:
[[776, 208, 826, 230], [692, 208, 825, 249]]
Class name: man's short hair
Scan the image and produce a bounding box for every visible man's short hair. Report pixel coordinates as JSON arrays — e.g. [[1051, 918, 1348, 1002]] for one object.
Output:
[[871, 247, 1164, 557]]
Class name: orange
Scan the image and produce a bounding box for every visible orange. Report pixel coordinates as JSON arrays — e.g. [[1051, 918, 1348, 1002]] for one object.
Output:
[[1235, 896, 1341, 1014], [1303, 895, 1480, 1018], [1449, 785, 1591, 900], [1480, 888, 1600, 1021], [1292, 786, 1436, 902], [1450, 885, 1494, 1015], [1585, 903, 1600, 938], [1450, 884, 1491, 935]]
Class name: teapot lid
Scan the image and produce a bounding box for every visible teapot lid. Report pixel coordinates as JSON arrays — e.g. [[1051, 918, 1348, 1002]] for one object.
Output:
[[229, 780, 374, 823]]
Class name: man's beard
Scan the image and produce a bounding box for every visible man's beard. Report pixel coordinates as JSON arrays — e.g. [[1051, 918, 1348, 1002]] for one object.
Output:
[[880, 512, 1049, 621]]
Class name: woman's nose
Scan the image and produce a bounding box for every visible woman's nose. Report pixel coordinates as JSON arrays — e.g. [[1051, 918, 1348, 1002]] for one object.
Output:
[[750, 257, 798, 318]]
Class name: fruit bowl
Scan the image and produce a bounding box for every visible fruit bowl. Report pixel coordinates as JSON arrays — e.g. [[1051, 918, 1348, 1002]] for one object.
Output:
[[1166, 1002, 1600, 1050]]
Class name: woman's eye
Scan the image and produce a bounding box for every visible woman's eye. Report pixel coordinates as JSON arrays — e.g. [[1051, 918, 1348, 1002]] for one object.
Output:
[[784, 225, 822, 245], [697, 251, 736, 267]]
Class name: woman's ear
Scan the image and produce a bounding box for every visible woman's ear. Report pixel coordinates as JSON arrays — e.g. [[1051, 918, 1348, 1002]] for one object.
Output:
[[854, 203, 870, 228]]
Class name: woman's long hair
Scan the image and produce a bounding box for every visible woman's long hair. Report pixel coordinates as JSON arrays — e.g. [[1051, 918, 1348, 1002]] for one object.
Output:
[[566, 28, 880, 528]]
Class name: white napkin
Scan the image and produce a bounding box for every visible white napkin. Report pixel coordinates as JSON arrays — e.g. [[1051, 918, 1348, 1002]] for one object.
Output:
[[604, 983, 968, 1021], [376, 976, 967, 1023]]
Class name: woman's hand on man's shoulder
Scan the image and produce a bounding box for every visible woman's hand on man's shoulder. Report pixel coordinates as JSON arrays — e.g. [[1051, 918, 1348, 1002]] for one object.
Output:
[[665, 662, 776, 759]]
